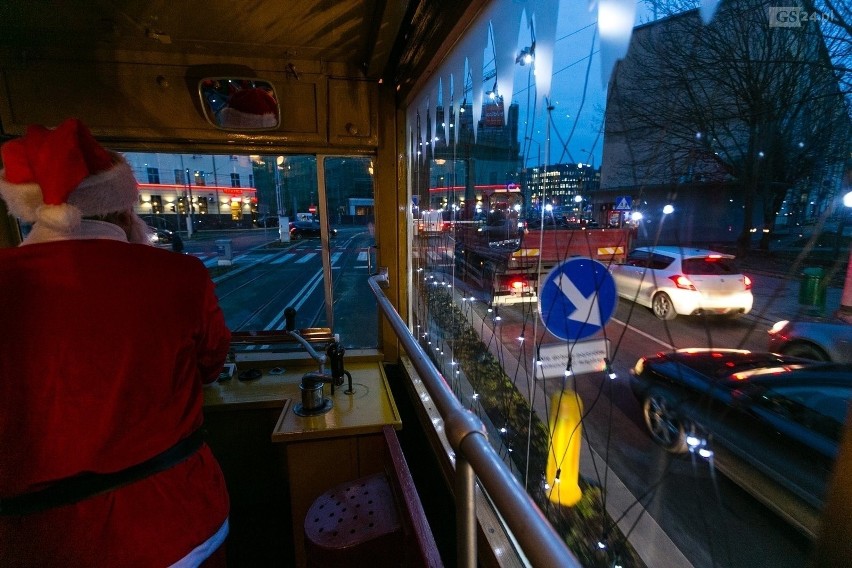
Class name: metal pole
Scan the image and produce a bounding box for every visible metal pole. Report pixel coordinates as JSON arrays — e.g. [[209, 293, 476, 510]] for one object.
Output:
[[185, 168, 194, 238], [212, 156, 220, 223], [456, 456, 477, 568], [368, 275, 581, 568]]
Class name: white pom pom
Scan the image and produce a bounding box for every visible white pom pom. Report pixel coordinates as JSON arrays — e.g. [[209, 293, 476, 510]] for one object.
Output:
[[35, 203, 82, 232]]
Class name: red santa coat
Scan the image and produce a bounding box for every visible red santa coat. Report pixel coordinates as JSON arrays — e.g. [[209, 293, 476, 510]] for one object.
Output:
[[0, 237, 231, 567]]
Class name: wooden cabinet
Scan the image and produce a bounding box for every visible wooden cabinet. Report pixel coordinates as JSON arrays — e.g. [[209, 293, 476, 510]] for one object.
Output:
[[0, 53, 379, 150], [328, 78, 378, 146]]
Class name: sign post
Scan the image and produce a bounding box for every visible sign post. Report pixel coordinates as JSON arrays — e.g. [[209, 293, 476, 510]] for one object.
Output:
[[538, 258, 617, 343], [538, 257, 618, 509]]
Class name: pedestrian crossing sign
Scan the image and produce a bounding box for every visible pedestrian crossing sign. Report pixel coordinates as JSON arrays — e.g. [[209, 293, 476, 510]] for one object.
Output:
[[614, 196, 632, 211]]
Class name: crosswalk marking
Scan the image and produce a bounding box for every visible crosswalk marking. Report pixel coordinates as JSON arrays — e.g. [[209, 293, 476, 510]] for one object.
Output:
[[271, 253, 296, 265]]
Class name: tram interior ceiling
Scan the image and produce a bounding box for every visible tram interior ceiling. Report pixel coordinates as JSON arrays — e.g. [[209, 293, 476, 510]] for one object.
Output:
[[0, 0, 427, 145]]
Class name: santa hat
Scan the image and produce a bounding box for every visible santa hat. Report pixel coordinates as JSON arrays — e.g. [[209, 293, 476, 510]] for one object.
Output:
[[217, 87, 278, 129], [0, 118, 138, 232]]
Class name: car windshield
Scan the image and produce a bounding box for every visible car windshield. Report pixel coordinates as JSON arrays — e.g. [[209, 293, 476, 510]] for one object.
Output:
[[682, 257, 738, 275]]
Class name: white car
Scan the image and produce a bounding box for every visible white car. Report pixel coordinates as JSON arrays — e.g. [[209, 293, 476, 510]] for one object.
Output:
[[610, 246, 753, 320]]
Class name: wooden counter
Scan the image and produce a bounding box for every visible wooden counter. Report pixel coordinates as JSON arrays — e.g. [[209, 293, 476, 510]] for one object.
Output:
[[271, 361, 402, 567], [204, 359, 403, 567], [271, 362, 402, 441]]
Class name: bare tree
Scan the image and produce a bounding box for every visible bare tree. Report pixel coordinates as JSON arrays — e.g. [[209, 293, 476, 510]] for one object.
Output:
[[610, 0, 850, 255]]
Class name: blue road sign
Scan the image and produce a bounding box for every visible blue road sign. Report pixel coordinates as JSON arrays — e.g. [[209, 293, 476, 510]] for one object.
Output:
[[538, 258, 617, 341], [614, 196, 632, 211]]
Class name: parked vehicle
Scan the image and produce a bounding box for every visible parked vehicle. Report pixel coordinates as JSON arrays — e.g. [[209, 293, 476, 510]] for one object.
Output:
[[289, 220, 336, 240], [610, 246, 753, 320], [768, 318, 852, 363], [147, 226, 174, 245], [630, 348, 851, 538]]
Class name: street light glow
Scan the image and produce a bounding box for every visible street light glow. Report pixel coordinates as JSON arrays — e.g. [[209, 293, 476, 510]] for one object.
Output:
[[844, 191, 852, 208], [663, 204, 675, 215]]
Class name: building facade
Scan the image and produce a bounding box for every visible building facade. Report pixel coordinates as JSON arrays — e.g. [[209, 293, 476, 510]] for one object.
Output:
[[123, 153, 259, 230]]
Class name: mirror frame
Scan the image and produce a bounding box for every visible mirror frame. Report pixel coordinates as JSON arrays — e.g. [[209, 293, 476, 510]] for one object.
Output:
[[198, 77, 280, 131]]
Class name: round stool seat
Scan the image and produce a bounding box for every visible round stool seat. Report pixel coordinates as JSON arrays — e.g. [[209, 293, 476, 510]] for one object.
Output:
[[304, 472, 403, 567]]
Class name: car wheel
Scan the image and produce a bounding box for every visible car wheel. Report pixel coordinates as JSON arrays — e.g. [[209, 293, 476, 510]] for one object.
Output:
[[642, 391, 688, 453], [651, 292, 677, 320], [292, 232, 302, 240], [780, 342, 830, 362]]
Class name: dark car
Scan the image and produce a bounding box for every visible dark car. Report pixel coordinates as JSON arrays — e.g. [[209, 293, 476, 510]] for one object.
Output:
[[630, 348, 852, 538], [288, 220, 336, 240], [768, 318, 852, 363], [147, 226, 174, 245]]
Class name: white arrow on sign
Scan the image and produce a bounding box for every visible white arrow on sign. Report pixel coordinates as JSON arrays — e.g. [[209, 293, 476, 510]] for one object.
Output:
[[556, 274, 602, 327]]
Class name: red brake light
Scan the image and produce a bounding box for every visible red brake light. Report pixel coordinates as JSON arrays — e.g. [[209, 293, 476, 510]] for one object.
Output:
[[744, 275, 752, 290], [510, 279, 526, 291], [668, 275, 696, 290]]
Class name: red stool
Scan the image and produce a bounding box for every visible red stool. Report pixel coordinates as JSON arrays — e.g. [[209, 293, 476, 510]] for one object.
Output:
[[304, 472, 403, 567]]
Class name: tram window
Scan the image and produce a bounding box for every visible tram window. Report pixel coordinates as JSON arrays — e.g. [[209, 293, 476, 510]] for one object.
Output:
[[324, 157, 378, 347], [119, 152, 379, 350]]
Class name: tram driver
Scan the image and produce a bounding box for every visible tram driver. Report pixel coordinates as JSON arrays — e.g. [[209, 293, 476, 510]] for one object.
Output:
[[0, 119, 232, 567]]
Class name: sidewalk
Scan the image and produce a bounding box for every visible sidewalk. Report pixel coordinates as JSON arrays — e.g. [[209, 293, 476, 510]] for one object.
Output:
[[742, 266, 845, 328]]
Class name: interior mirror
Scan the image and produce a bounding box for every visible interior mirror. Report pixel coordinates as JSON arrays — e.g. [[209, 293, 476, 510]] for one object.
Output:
[[199, 78, 279, 130]]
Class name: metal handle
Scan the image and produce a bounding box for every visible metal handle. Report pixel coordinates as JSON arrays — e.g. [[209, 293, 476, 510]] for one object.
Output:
[[367, 275, 580, 568]]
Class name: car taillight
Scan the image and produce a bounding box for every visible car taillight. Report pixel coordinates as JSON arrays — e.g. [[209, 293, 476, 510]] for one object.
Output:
[[768, 320, 789, 336], [744, 275, 752, 290], [510, 279, 526, 291], [668, 275, 696, 290]]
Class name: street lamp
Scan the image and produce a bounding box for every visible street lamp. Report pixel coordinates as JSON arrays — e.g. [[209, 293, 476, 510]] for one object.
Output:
[[185, 168, 195, 238], [275, 156, 284, 215], [838, 190, 852, 323]]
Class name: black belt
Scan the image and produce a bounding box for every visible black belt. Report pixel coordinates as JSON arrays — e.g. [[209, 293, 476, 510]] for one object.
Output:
[[0, 430, 204, 516]]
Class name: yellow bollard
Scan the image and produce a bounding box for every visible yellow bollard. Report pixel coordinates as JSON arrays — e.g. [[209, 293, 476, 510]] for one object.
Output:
[[546, 389, 583, 506]]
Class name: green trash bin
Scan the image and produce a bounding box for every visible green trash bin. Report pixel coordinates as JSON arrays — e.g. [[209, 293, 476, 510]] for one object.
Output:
[[799, 267, 826, 308]]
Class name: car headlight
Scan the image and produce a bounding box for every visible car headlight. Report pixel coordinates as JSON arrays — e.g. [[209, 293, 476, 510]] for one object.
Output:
[[632, 357, 645, 376], [768, 320, 790, 336]]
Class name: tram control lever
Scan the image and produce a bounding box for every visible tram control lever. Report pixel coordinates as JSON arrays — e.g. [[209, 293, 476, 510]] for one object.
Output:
[[282, 306, 327, 374], [326, 342, 353, 395]]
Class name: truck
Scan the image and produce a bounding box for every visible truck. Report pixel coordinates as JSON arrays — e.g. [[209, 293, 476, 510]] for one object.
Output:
[[453, 219, 634, 304]]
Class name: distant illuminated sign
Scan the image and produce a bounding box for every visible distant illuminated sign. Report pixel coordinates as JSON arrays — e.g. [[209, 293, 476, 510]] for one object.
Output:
[[483, 101, 505, 127]]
